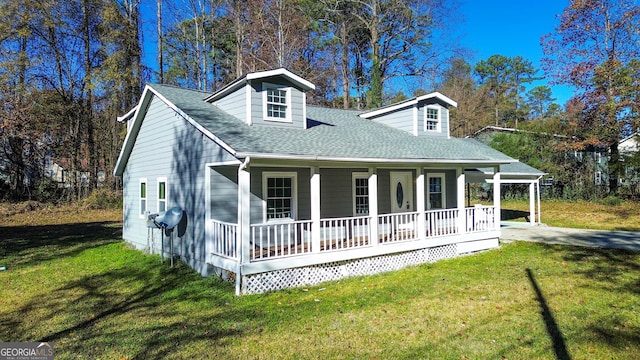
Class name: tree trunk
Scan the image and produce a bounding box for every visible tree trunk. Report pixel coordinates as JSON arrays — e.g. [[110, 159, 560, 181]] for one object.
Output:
[[340, 19, 350, 109]]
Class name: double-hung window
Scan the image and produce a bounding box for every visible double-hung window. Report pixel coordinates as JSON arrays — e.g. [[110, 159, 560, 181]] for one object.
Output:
[[263, 83, 291, 122], [424, 106, 440, 132], [139, 178, 147, 217], [263, 172, 297, 221], [352, 173, 369, 215], [157, 177, 167, 212]]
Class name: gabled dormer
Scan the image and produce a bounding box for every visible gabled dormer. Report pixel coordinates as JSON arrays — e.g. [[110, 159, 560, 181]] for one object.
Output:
[[205, 68, 316, 129], [359, 92, 457, 138]]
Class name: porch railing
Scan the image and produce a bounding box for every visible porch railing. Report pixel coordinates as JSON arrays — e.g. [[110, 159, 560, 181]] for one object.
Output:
[[320, 215, 370, 251], [209, 219, 239, 259], [250, 220, 313, 260], [209, 206, 498, 263], [466, 205, 496, 232], [378, 211, 419, 243], [426, 208, 459, 237]]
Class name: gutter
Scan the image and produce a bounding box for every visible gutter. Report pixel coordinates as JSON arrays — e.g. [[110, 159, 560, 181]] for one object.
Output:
[[234, 152, 515, 165]]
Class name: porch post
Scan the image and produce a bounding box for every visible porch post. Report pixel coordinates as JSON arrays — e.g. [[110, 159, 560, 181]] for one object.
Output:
[[369, 169, 379, 246], [529, 182, 536, 226], [310, 167, 321, 253], [537, 178, 542, 224], [416, 169, 426, 241], [456, 167, 466, 234], [237, 158, 251, 295], [493, 166, 501, 228]]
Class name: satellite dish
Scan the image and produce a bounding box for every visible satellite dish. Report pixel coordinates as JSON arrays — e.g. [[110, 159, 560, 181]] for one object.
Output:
[[154, 207, 183, 230]]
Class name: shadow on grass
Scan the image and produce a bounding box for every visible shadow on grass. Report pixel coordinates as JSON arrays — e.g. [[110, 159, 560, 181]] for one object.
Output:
[[526, 268, 571, 360], [0, 220, 260, 358], [502, 209, 530, 222], [0, 221, 121, 267]]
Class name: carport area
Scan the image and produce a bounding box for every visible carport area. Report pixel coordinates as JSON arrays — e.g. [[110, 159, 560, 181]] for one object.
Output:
[[466, 161, 545, 226]]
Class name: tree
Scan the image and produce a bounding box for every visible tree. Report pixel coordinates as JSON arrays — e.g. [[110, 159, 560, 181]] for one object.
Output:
[[348, 0, 456, 109], [525, 85, 556, 120], [541, 0, 640, 194], [474, 55, 538, 128], [438, 58, 491, 137]]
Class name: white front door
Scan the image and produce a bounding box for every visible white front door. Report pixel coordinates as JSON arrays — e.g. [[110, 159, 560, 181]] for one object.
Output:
[[390, 171, 413, 213]]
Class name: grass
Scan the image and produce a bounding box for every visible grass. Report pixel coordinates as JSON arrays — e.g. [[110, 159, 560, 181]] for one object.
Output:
[[1, 203, 639, 359], [502, 198, 640, 231]]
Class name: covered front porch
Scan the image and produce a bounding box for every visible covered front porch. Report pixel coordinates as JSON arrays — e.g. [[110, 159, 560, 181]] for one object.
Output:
[[205, 160, 504, 294]]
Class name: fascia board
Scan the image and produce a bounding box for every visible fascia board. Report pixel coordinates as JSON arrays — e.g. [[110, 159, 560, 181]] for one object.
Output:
[[360, 92, 457, 119]]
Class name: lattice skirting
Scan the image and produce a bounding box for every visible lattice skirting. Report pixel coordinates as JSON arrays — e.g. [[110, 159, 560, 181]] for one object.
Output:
[[241, 244, 458, 295]]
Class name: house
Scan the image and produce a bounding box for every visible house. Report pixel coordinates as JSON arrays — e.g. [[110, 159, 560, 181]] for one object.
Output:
[[114, 68, 519, 295], [618, 132, 640, 188], [470, 125, 607, 187]]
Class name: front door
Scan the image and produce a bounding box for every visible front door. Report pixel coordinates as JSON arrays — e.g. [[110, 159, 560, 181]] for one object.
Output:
[[390, 171, 414, 213]]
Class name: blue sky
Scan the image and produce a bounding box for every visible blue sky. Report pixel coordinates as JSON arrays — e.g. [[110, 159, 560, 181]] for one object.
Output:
[[459, 0, 574, 105]]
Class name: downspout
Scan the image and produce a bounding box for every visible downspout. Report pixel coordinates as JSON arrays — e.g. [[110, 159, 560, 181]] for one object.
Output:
[[235, 156, 250, 296]]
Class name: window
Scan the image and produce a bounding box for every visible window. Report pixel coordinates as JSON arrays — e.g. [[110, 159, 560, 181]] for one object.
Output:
[[595, 171, 602, 185], [139, 178, 147, 217], [157, 177, 167, 212], [352, 173, 369, 215], [424, 106, 440, 132], [263, 172, 297, 221], [427, 174, 445, 209], [263, 83, 292, 122]]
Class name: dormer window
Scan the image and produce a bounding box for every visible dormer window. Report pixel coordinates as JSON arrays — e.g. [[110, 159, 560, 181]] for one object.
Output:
[[425, 106, 440, 132], [263, 83, 292, 122]]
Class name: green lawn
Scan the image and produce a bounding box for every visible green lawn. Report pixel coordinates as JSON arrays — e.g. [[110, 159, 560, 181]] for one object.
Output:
[[502, 199, 640, 231], [1, 205, 639, 359]]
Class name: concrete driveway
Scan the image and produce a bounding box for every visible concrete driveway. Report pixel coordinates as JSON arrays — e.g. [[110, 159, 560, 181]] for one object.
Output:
[[499, 222, 640, 251]]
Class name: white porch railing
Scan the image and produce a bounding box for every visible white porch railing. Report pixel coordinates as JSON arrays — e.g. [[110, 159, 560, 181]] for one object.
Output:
[[426, 208, 459, 237], [209, 219, 239, 259], [250, 220, 313, 260], [320, 215, 370, 251], [466, 205, 496, 232], [378, 211, 419, 243], [209, 206, 497, 263]]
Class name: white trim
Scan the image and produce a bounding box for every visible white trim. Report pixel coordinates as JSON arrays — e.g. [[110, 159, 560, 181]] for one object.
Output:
[[352, 172, 370, 216], [426, 173, 446, 209], [235, 151, 515, 165], [139, 178, 148, 218], [205, 68, 315, 103], [262, 171, 298, 222], [247, 68, 316, 90], [117, 105, 139, 123], [368, 169, 379, 246], [303, 92, 308, 129], [360, 92, 457, 119], [412, 106, 418, 136], [423, 105, 441, 133], [157, 177, 168, 213], [245, 83, 252, 125], [262, 83, 293, 123]]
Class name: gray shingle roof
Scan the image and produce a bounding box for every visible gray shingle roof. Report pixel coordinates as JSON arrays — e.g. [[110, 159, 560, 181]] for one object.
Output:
[[151, 83, 515, 164]]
